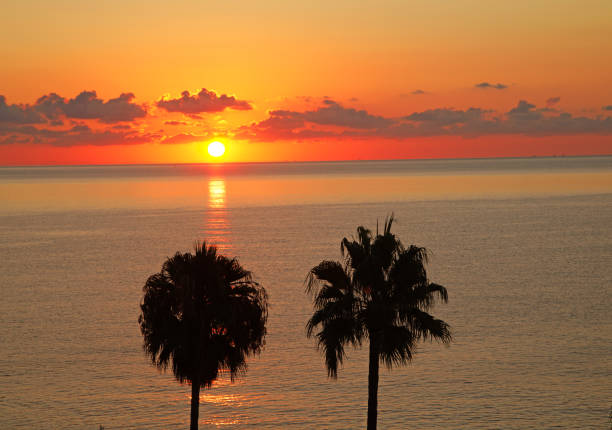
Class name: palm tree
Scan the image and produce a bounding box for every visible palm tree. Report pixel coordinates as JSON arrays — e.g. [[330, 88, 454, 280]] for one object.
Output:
[[139, 242, 268, 430], [306, 216, 451, 430]]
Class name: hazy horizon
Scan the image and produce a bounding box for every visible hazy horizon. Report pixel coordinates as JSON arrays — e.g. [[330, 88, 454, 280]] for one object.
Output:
[[2, 153, 611, 169]]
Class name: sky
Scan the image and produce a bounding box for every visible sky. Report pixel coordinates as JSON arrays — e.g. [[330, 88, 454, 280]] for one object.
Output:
[[1, 0, 611, 165]]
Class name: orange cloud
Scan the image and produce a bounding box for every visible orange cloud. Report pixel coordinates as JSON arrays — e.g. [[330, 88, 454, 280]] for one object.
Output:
[[157, 88, 252, 114], [35, 91, 146, 123]]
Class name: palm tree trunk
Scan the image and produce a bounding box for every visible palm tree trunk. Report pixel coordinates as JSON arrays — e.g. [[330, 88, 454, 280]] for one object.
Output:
[[367, 338, 380, 430], [190, 376, 200, 430]]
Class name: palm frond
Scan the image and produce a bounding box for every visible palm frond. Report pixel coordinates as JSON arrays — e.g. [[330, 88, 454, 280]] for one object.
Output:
[[306, 260, 350, 295], [378, 325, 416, 368], [401, 308, 452, 344], [314, 316, 362, 378]]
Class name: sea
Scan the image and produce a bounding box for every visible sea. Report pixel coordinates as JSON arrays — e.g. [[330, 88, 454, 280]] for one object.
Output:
[[0, 156, 611, 429]]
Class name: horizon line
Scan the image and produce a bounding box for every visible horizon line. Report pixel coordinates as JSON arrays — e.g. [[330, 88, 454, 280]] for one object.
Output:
[[1, 153, 611, 169]]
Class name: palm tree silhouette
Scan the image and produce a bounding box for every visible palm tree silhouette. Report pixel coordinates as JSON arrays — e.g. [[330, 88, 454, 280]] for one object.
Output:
[[306, 216, 451, 430], [139, 242, 268, 430]]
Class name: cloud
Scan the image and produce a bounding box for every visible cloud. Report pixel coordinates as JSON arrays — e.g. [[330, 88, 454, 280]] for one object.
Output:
[[236, 100, 612, 141], [236, 100, 393, 141], [111, 124, 132, 130], [0, 90, 155, 146], [235, 111, 327, 142], [399, 90, 428, 97], [404, 107, 489, 125], [475, 82, 508, 90], [4, 88, 612, 148], [275, 100, 392, 129], [508, 100, 538, 116], [0, 123, 158, 146], [302, 100, 393, 129], [35, 91, 147, 123], [398, 107, 498, 137], [0, 96, 45, 124], [157, 88, 252, 114], [160, 133, 210, 145], [501, 101, 612, 135]]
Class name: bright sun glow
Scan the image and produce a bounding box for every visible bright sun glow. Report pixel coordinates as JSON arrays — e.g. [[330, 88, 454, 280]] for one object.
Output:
[[207, 141, 226, 157]]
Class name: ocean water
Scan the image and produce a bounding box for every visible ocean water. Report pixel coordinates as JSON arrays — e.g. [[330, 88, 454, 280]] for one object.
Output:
[[0, 157, 611, 429]]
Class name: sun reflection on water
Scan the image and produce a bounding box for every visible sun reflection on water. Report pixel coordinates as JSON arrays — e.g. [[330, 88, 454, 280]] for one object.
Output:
[[204, 178, 231, 253], [201, 416, 243, 426], [208, 179, 226, 209], [201, 393, 241, 406]]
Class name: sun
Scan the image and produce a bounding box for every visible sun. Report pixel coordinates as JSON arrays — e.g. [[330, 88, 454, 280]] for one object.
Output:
[[207, 141, 226, 157]]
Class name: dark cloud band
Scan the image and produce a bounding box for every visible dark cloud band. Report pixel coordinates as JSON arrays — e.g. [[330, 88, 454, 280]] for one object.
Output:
[[475, 82, 508, 90], [237, 100, 612, 141]]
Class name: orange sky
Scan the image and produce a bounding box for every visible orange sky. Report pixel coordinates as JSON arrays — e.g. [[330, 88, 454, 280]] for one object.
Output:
[[1, 1, 611, 165]]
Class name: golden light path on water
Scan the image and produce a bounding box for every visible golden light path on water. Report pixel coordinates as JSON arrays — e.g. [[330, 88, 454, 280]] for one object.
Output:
[[203, 180, 251, 427], [205, 178, 231, 253], [208, 179, 226, 209]]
